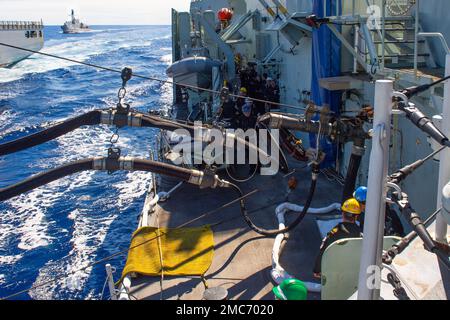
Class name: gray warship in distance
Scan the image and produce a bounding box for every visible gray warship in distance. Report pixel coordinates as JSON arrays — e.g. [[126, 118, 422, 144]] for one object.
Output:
[[0, 0, 449, 301], [61, 10, 91, 34]]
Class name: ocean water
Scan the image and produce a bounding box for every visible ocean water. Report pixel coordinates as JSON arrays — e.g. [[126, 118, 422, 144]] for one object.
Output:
[[0, 25, 173, 299]]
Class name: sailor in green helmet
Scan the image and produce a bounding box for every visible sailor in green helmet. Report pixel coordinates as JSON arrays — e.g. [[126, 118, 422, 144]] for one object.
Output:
[[272, 279, 308, 300]]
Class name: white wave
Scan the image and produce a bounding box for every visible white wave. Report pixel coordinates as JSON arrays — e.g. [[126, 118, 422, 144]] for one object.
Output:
[[0, 27, 171, 298], [113, 171, 152, 207], [28, 165, 152, 299], [30, 207, 116, 298], [0, 255, 22, 265], [0, 160, 96, 253], [159, 81, 174, 113], [5, 188, 59, 251], [160, 53, 172, 65], [0, 29, 171, 83], [0, 109, 16, 137], [29, 207, 115, 299]]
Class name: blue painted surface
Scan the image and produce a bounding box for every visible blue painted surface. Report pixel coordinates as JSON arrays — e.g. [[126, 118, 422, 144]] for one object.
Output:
[[0, 25, 172, 299], [310, 0, 342, 167]]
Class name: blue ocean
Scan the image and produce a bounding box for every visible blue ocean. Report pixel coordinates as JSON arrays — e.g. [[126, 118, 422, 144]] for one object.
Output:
[[0, 25, 172, 299]]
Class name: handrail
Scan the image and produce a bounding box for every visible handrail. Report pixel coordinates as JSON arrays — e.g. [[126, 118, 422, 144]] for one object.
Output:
[[418, 33, 450, 54], [0, 21, 44, 30], [415, 32, 450, 75]]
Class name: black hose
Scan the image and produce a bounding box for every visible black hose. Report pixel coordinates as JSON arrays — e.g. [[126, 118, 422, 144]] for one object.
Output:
[[258, 113, 333, 136], [0, 159, 94, 202], [0, 158, 205, 202], [341, 152, 363, 203], [0, 111, 102, 156], [144, 116, 289, 173], [132, 159, 194, 181], [0, 110, 288, 172], [229, 166, 319, 237], [341, 138, 365, 203], [398, 201, 450, 270], [398, 102, 450, 148], [435, 250, 450, 270], [0, 111, 191, 157]]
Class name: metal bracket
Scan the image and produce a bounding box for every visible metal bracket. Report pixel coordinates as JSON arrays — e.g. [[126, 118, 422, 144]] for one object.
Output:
[[121, 67, 133, 87], [106, 147, 121, 175], [116, 67, 133, 115]]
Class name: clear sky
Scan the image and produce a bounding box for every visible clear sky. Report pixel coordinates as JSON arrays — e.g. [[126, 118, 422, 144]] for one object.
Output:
[[0, 0, 191, 25]]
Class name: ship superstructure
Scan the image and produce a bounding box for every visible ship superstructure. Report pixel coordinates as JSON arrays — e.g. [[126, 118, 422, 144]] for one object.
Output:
[[0, 20, 44, 67], [120, 0, 450, 300]]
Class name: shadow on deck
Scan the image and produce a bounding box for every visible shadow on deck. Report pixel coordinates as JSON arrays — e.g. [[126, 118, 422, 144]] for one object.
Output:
[[127, 161, 344, 300]]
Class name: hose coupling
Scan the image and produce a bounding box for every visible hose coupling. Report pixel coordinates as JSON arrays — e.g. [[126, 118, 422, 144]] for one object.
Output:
[[311, 162, 321, 181], [92, 156, 134, 172], [188, 170, 221, 189], [216, 179, 233, 189], [100, 110, 143, 128]]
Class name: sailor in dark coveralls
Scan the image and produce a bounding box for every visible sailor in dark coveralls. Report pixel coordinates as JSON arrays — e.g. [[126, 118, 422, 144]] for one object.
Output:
[[313, 198, 363, 278]]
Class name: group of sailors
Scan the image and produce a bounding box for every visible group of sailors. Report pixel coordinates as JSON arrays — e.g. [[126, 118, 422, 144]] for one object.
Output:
[[218, 63, 280, 130]]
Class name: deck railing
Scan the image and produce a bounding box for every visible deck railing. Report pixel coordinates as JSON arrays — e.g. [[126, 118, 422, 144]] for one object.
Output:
[[0, 21, 44, 31], [321, 0, 418, 74]]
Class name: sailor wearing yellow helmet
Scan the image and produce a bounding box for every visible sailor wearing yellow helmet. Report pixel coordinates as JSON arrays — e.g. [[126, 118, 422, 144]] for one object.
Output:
[[313, 198, 363, 279]]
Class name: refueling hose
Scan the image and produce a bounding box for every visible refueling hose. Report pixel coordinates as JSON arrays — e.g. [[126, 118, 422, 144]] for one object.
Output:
[[228, 164, 320, 237], [0, 110, 194, 156], [395, 196, 450, 270], [0, 109, 288, 172], [341, 139, 365, 203], [258, 113, 367, 203], [396, 76, 450, 149], [0, 111, 102, 156], [0, 157, 225, 202], [0, 157, 312, 237]]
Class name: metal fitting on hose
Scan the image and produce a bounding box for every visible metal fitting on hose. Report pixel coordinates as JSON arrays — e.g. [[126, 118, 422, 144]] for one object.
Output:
[[311, 163, 320, 181], [352, 144, 366, 157], [100, 110, 143, 128], [188, 170, 224, 189], [92, 157, 135, 172]]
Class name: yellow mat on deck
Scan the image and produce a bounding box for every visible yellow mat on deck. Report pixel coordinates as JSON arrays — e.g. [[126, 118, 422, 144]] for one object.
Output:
[[118, 225, 214, 284]]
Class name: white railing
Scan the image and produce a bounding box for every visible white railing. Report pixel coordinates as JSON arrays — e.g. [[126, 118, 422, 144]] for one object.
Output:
[[0, 21, 44, 31]]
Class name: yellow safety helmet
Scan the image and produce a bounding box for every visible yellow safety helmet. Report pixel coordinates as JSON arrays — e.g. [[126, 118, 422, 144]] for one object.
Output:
[[341, 198, 362, 215], [240, 87, 248, 94]]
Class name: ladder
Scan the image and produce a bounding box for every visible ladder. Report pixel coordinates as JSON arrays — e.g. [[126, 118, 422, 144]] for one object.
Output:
[[367, 16, 435, 69]]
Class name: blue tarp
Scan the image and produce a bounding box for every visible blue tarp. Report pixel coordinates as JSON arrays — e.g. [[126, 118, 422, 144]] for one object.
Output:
[[310, 0, 342, 168]]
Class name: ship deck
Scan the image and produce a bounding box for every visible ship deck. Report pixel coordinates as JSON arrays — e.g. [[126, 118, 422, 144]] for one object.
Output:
[[125, 160, 344, 300]]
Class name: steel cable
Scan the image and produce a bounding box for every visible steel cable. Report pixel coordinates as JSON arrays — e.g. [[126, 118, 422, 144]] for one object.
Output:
[[0, 42, 310, 112]]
